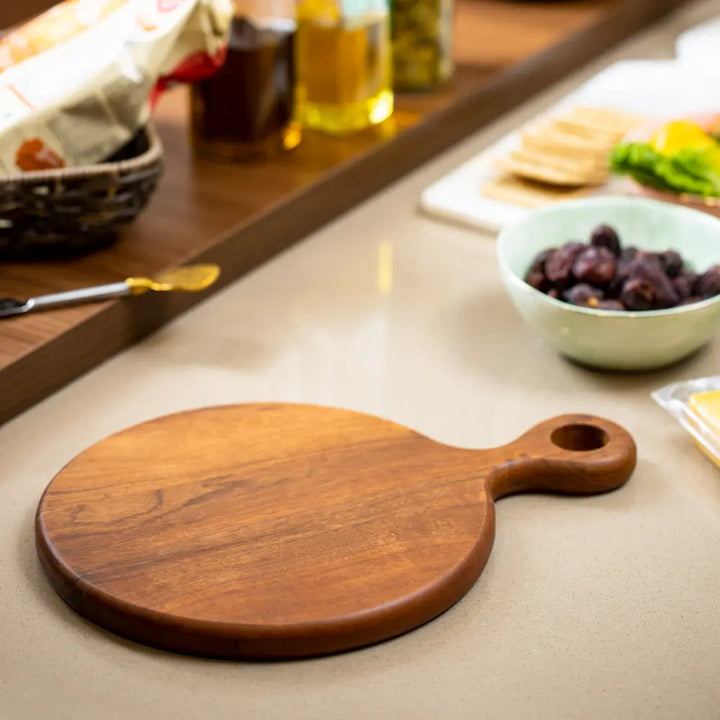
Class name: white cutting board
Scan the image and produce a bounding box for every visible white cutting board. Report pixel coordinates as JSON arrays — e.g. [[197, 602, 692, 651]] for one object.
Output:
[[419, 60, 720, 235], [676, 15, 720, 71]]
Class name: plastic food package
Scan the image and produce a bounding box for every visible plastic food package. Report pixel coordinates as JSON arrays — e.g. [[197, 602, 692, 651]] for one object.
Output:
[[653, 376, 720, 467], [0, 0, 233, 176]]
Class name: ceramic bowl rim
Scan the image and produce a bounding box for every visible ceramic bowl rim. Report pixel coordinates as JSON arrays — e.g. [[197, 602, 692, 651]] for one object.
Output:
[[496, 195, 720, 319]]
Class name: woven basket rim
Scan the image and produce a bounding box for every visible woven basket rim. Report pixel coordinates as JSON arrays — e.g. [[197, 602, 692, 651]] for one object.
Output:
[[0, 123, 163, 184]]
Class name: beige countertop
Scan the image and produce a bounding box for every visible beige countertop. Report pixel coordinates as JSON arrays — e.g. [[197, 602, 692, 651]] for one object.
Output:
[[4, 3, 720, 718]]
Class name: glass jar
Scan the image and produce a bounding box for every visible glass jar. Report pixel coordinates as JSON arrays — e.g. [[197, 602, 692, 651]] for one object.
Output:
[[295, 0, 393, 135], [191, 0, 301, 161], [391, 0, 454, 91]]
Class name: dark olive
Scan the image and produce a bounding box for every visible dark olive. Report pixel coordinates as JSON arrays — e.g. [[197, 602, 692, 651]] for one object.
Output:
[[671, 274, 694, 302], [620, 246, 639, 263], [595, 299, 625, 311], [696, 266, 720, 299], [572, 246, 616, 286], [621, 278, 654, 311], [563, 283, 604, 307], [529, 248, 555, 275], [525, 225, 718, 313], [611, 247, 640, 296], [658, 250, 683, 278], [590, 224, 621, 257], [625, 259, 679, 308], [545, 242, 586, 287], [525, 271, 547, 291]]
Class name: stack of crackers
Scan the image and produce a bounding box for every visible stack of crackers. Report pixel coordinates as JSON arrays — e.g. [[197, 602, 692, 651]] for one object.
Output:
[[484, 106, 645, 208]]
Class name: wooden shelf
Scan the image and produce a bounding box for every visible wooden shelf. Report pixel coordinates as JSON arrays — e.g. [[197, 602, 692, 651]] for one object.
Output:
[[0, 0, 689, 425]]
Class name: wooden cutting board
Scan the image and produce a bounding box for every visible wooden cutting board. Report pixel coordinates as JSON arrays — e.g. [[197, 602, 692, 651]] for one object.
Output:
[[35, 403, 636, 659]]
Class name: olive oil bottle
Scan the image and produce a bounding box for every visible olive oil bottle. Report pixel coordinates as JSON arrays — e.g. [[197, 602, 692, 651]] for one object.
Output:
[[296, 0, 393, 135]]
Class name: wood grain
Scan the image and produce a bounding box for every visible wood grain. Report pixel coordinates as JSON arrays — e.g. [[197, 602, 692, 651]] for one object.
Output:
[[0, 1, 52, 28], [36, 404, 636, 659], [0, 0, 689, 425]]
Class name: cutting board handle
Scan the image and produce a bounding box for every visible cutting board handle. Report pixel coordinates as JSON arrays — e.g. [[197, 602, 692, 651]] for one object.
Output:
[[487, 414, 636, 499]]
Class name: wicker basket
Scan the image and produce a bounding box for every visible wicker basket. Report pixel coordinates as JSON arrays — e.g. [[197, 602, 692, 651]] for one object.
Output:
[[0, 124, 164, 259]]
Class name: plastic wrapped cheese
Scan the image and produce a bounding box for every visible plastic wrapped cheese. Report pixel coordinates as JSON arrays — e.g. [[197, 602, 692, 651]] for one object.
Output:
[[653, 376, 720, 468], [0, 0, 232, 175]]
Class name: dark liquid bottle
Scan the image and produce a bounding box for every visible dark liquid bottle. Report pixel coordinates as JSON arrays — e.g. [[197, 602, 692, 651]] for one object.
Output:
[[191, 15, 300, 160]]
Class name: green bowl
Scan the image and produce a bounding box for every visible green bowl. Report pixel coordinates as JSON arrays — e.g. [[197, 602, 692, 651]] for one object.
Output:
[[496, 197, 720, 371]]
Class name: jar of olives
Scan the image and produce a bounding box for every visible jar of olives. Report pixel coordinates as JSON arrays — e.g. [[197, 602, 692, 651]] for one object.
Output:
[[391, 0, 454, 91]]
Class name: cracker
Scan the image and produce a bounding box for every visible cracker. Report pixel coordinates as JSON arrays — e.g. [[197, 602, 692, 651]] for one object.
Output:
[[569, 106, 645, 133], [521, 136, 609, 167], [482, 176, 593, 208], [509, 147, 607, 175], [495, 155, 607, 187], [491, 104, 646, 196], [551, 118, 626, 144], [520, 127, 614, 158]]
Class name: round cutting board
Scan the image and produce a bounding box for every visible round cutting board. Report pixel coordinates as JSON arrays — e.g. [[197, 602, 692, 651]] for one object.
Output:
[[36, 403, 636, 659]]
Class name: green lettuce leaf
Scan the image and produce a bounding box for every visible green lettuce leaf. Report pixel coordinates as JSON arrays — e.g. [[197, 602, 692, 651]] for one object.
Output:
[[610, 142, 720, 197]]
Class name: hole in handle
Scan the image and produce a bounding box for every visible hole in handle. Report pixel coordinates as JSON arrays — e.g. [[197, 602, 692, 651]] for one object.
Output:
[[551, 423, 609, 452]]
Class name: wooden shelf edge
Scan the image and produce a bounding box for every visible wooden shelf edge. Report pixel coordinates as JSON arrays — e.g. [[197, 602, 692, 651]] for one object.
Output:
[[1, 0, 688, 426]]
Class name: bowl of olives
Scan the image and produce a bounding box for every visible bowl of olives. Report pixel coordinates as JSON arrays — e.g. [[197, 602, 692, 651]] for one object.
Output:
[[496, 196, 720, 370]]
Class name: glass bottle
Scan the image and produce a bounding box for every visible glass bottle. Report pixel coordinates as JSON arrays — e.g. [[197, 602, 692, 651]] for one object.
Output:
[[191, 0, 301, 161], [295, 0, 393, 135], [391, 0, 454, 91]]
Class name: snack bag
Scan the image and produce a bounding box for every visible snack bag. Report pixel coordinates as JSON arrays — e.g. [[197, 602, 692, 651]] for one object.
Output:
[[0, 0, 233, 175]]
